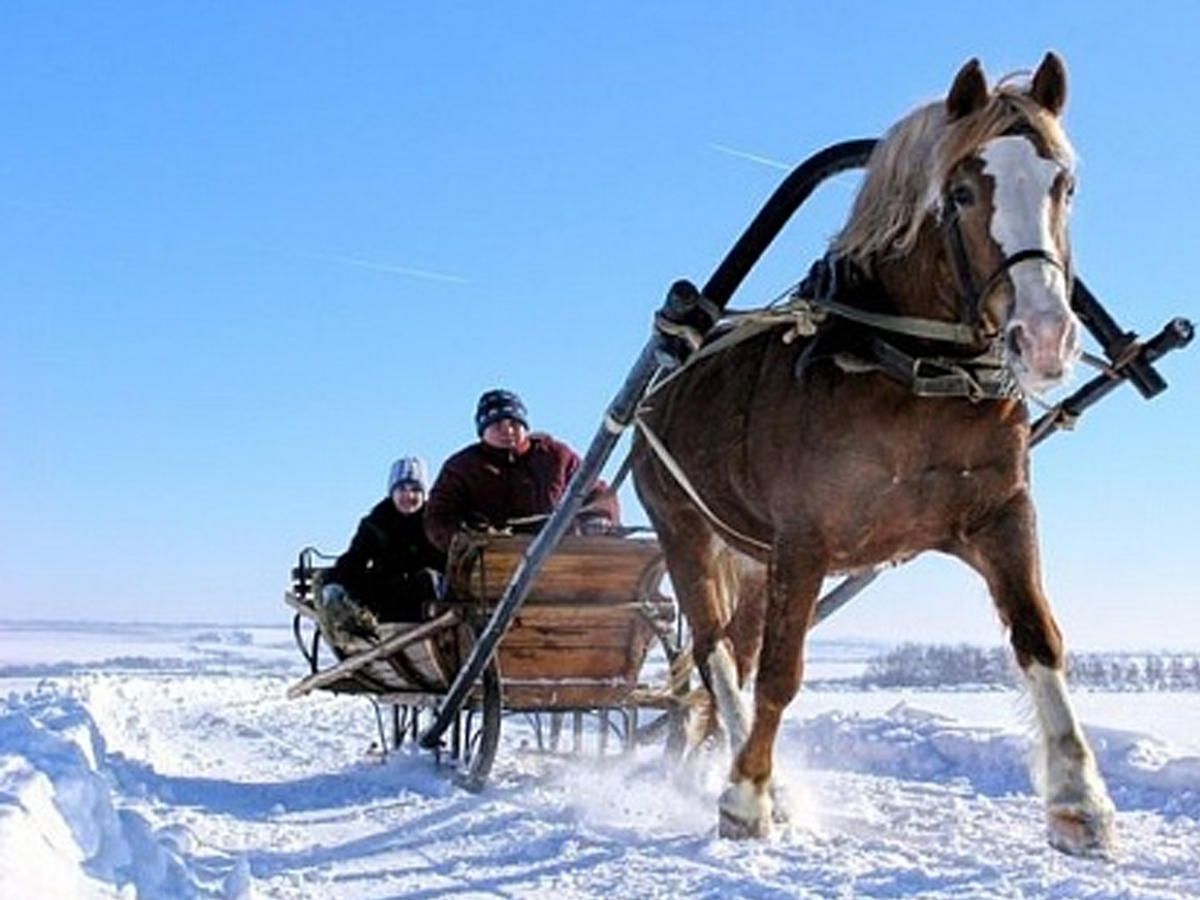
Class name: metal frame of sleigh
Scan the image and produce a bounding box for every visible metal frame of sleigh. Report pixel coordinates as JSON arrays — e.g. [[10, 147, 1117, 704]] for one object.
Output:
[[285, 138, 1193, 790]]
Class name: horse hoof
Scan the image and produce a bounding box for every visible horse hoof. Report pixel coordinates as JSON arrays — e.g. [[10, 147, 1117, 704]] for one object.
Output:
[[1047, 806, 1116, 859], [718, 806, 772, 839], [718, 782, 773, 839]]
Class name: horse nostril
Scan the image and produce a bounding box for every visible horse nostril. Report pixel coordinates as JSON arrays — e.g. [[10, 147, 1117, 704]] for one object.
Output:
[[1006, 323, 1025, 359]]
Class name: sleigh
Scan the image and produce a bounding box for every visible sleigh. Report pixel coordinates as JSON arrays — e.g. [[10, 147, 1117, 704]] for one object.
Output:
[[285, 531, 690, 789]]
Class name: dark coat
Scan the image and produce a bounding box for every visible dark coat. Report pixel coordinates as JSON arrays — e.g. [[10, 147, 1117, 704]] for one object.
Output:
[[424, 433, 620, 552], [326, 499, 446, 620]]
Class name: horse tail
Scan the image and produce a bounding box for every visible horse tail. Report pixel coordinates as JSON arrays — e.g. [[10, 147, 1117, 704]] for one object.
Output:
[[713, 546, 768, 687]]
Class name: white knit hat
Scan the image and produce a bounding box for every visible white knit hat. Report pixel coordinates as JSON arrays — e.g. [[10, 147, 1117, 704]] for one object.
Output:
[[387, 456, 428, 493]]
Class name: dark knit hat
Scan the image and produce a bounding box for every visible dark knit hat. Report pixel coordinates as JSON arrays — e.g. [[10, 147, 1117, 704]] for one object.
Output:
[[475, 389, 529, 436]]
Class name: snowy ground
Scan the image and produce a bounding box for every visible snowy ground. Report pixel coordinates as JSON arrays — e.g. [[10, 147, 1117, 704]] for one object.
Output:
[[2, 621, 1198, 899]]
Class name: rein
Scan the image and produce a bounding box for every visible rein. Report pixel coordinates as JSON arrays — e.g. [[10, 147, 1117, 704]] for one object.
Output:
[[940, 195, 1072, 338]]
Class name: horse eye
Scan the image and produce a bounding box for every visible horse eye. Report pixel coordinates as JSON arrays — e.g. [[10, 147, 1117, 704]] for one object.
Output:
[[950, 184, 975, 207]]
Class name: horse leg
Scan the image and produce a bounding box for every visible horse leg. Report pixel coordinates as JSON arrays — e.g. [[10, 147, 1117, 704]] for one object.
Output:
[[959, 495, 1115, 857], [719, 526, 822, 838], [718, 558, 800, 823], [652, 518, 752, 756]]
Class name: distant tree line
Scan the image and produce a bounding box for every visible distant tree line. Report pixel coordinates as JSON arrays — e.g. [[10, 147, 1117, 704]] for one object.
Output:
[[854, 643, 1200, 691]]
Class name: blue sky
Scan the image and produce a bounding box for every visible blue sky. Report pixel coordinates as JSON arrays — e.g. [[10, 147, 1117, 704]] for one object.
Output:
[[1, 3, 1196, 650]]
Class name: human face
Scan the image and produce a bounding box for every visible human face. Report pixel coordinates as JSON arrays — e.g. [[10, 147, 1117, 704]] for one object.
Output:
[[482, 417, 529, 452], [391, 483, 424, 514]]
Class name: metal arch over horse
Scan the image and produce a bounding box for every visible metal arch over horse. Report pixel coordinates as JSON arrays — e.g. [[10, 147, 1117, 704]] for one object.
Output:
[[632, 53, 1117, 856]]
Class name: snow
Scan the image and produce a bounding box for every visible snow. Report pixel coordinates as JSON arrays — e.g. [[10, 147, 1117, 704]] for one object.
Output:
[[2, 621, 1199, 899]]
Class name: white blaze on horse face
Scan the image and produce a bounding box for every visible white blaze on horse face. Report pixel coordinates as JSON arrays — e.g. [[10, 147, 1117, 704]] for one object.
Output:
[[981, 135, 1080, 393]]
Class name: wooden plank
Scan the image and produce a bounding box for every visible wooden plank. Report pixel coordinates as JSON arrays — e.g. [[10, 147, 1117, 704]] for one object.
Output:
[[448, 534, 664, 604], [298, 645, 451, 696], [287, 609, 460, 698], [499, 622, 634, 649], [403, 639, 454, 686], [501, 604, 650, 626], [500, 681, 676, 709], [497, 645, 633, 681], [284, 590, 319, 620]]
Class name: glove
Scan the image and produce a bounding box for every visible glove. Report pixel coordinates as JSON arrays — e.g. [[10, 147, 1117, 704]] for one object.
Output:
[[321, 583, 348, 607], [463, 516, 509, 538], [576, 512, 614, 536], [317, 583, 379, 640], [464, 513, 498, 533]]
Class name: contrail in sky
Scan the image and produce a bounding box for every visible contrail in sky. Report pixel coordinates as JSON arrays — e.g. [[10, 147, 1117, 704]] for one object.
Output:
[[709, 143, 792, 171], [309, 252, 470, 284]]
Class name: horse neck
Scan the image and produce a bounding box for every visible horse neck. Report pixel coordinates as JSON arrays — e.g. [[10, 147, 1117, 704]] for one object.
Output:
[[871, 220, 957, 318]]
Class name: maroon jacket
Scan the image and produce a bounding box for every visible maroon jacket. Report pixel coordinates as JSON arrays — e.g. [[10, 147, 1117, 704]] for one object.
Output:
[[424, 433, 619, 552]]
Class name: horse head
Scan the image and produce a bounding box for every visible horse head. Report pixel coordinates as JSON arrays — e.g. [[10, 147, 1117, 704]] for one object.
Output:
[[837, 52, 1081, 395], [942, 53, 1080, 394]]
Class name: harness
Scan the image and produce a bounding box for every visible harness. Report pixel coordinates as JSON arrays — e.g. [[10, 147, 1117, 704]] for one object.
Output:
[[632, 181, 1073, 550]]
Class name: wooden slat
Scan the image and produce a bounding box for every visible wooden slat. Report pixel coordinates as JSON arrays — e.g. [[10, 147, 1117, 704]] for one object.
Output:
[[502, 604, 649, 627], [500, 681, 676, 710], [287, 610, 460, 698], [499, 622, 633, 649], [497, 645, 633, 681], [449, 534, 664, 604], [284, 590, 319, 619], [402, 639, 453, 686]]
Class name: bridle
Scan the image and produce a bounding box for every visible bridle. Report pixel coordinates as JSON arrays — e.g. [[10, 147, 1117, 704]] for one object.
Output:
[[939, 144, 1074, 343]]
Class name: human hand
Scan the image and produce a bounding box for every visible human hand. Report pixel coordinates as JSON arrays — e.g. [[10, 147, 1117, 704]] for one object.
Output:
[[317, 583, 379, 640], [464, 515, 507, 536], [576, 514, 614, 537]]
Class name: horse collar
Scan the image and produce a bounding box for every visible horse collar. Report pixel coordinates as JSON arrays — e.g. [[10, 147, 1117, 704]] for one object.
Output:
[[795, 253, 1021, 401], [831, 337, 1020, 402]]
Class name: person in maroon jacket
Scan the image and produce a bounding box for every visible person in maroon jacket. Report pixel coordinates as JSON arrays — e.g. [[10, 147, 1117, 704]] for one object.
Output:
[[424, 389, 619, 553]]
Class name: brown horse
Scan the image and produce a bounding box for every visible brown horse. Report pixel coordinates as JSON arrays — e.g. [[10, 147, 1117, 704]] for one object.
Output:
[[632, 53, 1115, 857]]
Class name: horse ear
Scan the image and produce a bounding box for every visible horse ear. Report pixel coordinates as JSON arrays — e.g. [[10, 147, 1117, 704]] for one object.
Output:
[[1029, 51, 1067, 116], [946, 58, 988, 121]]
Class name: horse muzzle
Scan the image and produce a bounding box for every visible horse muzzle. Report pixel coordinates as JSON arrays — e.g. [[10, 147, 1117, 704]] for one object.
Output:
[[1005, 309, 1081, 393]]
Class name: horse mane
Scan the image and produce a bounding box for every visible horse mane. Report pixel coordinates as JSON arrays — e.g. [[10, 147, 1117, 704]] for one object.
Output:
[[832, 75, 1075, 272]]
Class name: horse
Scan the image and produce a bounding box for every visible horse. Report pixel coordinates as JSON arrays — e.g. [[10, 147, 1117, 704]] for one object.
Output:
[[631, 52, 1116, 857]]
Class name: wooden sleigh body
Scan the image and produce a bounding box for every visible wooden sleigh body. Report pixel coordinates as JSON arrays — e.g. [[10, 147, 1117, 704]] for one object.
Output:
[[285, 532, 689, 789]]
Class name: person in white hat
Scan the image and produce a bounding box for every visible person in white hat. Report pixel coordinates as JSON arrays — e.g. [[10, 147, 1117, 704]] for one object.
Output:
[[318, 455, 445, 638]]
